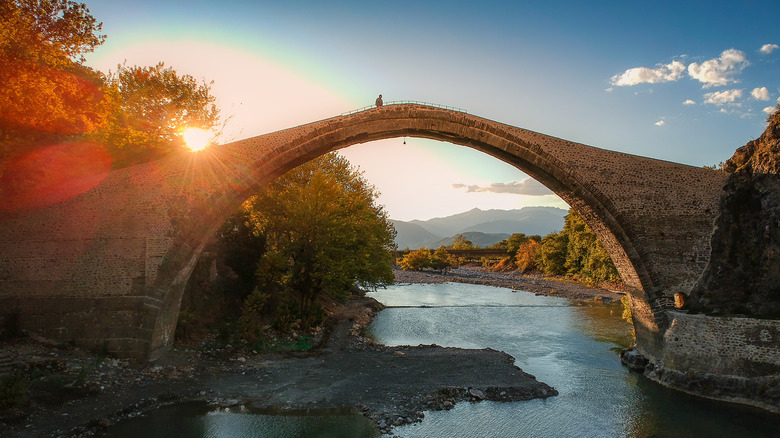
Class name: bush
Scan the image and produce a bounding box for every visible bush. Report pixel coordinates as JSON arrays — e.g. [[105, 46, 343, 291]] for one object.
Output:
[[399, 248, 432, 271]]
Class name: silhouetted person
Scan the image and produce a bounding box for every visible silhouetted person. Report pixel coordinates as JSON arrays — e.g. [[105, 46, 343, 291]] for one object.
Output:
[[375, 94, 383, 107]]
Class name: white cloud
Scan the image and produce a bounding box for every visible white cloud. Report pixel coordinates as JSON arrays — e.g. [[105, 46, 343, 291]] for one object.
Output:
[[751, 87, 770, 100], [654, 120, 665, 126], [703, 89, 743, 105], [764, 106, 777, 115], [687, 49, 749, 88], [452, 179, 553, 196], [610, 60, 686, 86], [760, 44, 779, 54], [683, 99, 696, 105], [719, 108, 728, 113]]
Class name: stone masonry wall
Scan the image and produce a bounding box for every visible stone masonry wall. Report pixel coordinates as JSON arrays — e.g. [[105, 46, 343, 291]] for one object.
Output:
[[661, 311, 780, 377], [647, 311, 780, 412], [0, 104, 727, 360]]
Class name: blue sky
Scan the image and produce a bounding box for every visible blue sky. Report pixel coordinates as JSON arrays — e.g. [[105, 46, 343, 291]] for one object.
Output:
[[85, 0, 780, 220]]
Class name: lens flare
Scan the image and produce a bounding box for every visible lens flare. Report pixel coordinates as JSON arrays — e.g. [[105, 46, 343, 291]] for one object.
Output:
[[181, 128, 213, 151]]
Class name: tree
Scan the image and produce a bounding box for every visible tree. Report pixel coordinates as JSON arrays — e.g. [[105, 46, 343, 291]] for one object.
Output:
[[245, 153, 396, 322], [450, 234, 475, 250], [503, 233, 540, 257], [399, 248, 432, 271], [1, 0, 105, 65], [95, 62, 220, 167], [1, 0, 108, 167], [515, 240, 541, 272], [537, 232, 568, 275], [431, 246, 458, 272], [534, 209, 620, 283]]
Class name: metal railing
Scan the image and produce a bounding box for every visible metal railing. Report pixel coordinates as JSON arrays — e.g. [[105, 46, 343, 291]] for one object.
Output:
[[340, 100, 468, 116]]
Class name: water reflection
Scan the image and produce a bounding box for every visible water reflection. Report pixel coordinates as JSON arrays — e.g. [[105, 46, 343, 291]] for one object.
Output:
[[99, 402, 379, 438]]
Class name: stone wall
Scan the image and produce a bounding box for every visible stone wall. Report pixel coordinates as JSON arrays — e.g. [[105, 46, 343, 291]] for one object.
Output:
[[646, 311, 780, 411], [661, 311, 780, 376]]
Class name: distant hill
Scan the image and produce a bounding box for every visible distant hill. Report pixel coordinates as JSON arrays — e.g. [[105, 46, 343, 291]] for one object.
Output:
[[392, 206, 567, 249], [430, 231, 511, 249], [390, 220, 442, 250]]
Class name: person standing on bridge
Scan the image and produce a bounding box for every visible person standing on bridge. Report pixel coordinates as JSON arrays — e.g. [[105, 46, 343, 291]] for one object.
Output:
[[375, 94, 383, 107]]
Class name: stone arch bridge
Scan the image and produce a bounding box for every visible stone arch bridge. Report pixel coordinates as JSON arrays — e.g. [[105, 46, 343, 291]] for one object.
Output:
[[0, 103, 728, 362]]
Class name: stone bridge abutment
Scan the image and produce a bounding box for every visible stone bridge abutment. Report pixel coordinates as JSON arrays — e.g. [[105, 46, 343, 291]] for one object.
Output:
[[0, 104, 736, 369]]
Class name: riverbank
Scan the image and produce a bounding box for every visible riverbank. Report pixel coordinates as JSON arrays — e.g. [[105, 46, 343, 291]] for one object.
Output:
[[0, 295, 557, 437], [393, 266, 625, 302]]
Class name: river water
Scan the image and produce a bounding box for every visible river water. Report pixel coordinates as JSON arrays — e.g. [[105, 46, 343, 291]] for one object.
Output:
[[366, 282, 780, 438], [102, 282, 780, 437]]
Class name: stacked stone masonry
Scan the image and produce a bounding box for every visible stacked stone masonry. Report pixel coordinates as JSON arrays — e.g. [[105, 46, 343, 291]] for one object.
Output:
[[0, 104, 732, 365], [662, 311, 780, 377]]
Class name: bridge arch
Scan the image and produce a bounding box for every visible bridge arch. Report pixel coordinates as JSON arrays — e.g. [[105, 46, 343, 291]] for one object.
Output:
[[0, 104, 726, 360]]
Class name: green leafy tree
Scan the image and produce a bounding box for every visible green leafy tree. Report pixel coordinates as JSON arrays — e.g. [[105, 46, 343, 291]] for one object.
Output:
[[537, 232, 568, 276], [535, 209, 620, 283], [245, 153, 396, 322], [561, 210, 620, 283]]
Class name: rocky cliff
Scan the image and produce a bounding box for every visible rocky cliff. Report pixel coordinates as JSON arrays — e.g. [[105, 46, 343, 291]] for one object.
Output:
[[688, 107, 780, 316], [724, 107, 780, 174]]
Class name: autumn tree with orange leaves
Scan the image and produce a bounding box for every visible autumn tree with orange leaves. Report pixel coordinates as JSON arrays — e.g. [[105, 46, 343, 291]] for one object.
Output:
[[0, 0, 108, 162]]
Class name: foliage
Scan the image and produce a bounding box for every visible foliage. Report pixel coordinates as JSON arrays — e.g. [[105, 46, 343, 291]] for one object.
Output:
[[534, 210, 620, 284], [703, 161, 725, 171], [484, 256, 515, 272], [399, 246, 457, 272], [431, 246, 458, 271], [95, 62, 220, 167], [242, 152, 396, 327], [504, 233, 540, 257], [537, 232, 568, 276], [0, 0, 109, 170], [1, 0, 106, 65], [399, 248, 432, 271], [0, 0, 221, 193], [515, 239, 541, 272], [216, 208, 267, 287], [450, 234, 476, 250]]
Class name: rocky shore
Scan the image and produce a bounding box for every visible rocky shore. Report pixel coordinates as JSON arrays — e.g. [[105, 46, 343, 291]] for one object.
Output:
[[393, 266, 625, 302], [0, 291, 559, 437]]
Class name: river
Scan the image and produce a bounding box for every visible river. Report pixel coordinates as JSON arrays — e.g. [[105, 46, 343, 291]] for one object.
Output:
[[366, 282, 780, 437], [101, 282, 780, 437]]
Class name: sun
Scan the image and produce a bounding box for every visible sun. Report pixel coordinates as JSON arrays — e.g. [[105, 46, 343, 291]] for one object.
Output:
[[181, 127, 213, 151]]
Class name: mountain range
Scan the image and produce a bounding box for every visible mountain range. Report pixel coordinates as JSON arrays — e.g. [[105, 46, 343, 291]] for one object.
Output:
[[391, 206, 567, 250]]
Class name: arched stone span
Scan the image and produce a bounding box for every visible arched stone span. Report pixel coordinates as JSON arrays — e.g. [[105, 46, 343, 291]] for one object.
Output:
[[0, 104, 726, 360]]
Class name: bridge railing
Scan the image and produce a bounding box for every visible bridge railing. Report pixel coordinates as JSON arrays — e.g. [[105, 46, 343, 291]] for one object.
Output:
[[340, 100, 468, 116]]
